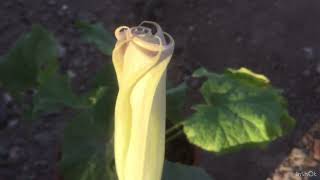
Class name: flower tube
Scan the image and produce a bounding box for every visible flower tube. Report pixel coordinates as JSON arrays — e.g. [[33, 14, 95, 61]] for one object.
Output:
[[112, 21, 174, 180]]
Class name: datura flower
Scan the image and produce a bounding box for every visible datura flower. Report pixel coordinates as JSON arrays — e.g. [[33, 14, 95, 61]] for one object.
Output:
[[112, 21, 175, 180]]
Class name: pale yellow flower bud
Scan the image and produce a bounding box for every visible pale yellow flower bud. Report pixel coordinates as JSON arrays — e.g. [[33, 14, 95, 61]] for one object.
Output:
[[112, 21, 174, 180]]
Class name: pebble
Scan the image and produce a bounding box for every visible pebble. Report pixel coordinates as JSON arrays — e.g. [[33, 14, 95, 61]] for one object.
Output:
[[302, 69, 311, 77], [17, 0, 25, 5], [315, 86, 320, 94], [271, 174, 283, 180], [47, 0, 56, 6], [61, 4, 68, 11], [289, 148, 306, 167], [312, 139, 320, 161], [58, 45, 66, 58], [302, 47, 314, 60], [7, 118, 19, 128], [0, 99, 7, 129], [67, 70, 76, 79], [301, 133, 313, 149], [0, 145, 8, 162], [188, 25, 195, 32], [34, 160, 48, 169], [235, 36, 243, 44], [3, 93, 12, 104], [33, 132, 51, 145], [303, 158, 318, 167], [316, 63, 320, 74], [283, 171, 300, 180], [3, 1, 14, 8], [9, 146, 24, 163], [57, 10, 64, 17]]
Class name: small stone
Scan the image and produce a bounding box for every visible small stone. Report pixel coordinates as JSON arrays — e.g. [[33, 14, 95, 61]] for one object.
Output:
[[79, 85, 86, 91], [33, 132, 51, 145], [41, 14, 51, 22], [272, 173, 283, 180], [284, 171, 300, 180], [290, 148, 306, 166], [34, 160, 48, 168], [73, 59, 81, 67], [61, 4, 68, 11], [302, 69, 311, 77], [67, 70, 76, 79], [7, 119, 19, 128], [14, 138, 27, 146], [0, 145, 8, 161], [315, 86, 320, 94], [58, 45, 66, 58], [303, 47, 314, 60], [22, 164, 30, 172], [188, 25, 195, 32], [47, 0, 56, 6], [3, 1, 14, 8], [57, 10, 64, 16], [9, 146, 24, 163], [301, 133, 313, 148], [316, 63, 320, 74], [278, 165, 292, 172], [3, 93, 12, 104], [304, 158, 318, 167], [88, 46, 96, 53], [291, 148, 306, 159], [17, 0, 25, 5], [312, 139, 320, 161], [235, 36, 243, 44]]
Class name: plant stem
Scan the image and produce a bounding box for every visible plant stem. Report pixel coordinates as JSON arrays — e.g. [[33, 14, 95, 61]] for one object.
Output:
[[165, 121, 184, 136], [166, 130, 183, 143]]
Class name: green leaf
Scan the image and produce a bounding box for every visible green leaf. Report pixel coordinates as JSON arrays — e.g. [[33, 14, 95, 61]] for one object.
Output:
[[76, 21, 115, 56], [184, 67, 295, 153], [60, 87, 116, 180], [93, 63, 117, 90], [0, 25, 58, 93], [166, 82, 188, 124], [162, 160, 213, 180], [59, 62, 118, 179], [32, 66, 86, 118], [192, 67, 211, 78]]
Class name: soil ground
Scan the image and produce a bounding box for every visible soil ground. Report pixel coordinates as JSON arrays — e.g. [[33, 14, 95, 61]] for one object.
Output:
[[0, 0, 320, 180]]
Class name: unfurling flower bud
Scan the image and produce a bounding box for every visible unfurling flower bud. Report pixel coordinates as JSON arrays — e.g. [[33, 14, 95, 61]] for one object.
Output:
[[112, 21, 174, 180]]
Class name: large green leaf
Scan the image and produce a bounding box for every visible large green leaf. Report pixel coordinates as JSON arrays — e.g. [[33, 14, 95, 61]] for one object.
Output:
[[31, 62, 87, 118], [76, 21, 115, 56], [166, 82, 188, 124], [60, 87, 116, 180], [0, 25, 58, 93], [162, 160, 212, 180], [93, 63, 117, 91], [60, 55, 119, 179], [183, 67, 295, 153]]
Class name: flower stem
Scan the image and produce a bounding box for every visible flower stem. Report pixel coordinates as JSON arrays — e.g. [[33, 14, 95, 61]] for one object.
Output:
[[165, 121, 184, 136], [166, 130, 183, 143]]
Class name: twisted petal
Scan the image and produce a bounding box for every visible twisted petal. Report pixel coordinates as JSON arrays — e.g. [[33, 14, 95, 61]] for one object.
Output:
[[112, 21, 174, 180]]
